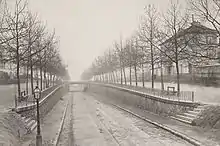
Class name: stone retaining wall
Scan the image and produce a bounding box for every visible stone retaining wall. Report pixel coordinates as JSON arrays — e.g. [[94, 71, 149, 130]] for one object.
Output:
[[86, 83, 199, 116], [16, 84, 69, 119], [0, 84, 68, 146]]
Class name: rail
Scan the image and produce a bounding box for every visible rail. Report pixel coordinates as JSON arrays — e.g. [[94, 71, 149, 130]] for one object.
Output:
[[93, 82, 195, 102], [15, 84, 66, 112], [17, 85, 59, 107]]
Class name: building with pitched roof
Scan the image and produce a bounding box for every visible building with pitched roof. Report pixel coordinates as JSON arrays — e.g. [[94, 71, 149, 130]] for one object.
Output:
[[154, 21, 220, 79]]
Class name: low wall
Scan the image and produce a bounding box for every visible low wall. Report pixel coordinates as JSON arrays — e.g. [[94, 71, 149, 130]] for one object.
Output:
[[86, 83, 200, 116], [0, 84, 68, 146], [16, 83, 69, 119]]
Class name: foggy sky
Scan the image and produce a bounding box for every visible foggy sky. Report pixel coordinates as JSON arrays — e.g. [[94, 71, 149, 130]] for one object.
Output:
[[28, 0, 179, 80]]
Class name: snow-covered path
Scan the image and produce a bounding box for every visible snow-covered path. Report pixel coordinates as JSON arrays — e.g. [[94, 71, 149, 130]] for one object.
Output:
[[119, 81, 220, 104], [72, 92, 192, 146]]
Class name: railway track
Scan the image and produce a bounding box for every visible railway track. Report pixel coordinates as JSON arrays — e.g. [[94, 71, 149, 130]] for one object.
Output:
[[88, 93, 203, 146], [53, 93, 74, 146], [53, 92, 202, 146], [111, 104, 202, 146]]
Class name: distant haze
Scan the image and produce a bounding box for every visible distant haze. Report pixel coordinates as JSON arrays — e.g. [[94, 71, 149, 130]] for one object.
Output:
[[27, 0, 185, 81]]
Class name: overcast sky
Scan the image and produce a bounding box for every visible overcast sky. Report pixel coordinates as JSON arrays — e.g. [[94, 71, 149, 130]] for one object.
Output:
[[28, 0, 183, 80]]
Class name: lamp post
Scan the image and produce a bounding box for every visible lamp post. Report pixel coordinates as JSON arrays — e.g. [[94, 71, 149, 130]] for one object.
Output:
[[34, 86, 42, 146]]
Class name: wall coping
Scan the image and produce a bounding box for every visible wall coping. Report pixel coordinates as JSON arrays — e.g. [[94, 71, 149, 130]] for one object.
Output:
[[88, 82, 201, 107], [15, 84, 64, 113]]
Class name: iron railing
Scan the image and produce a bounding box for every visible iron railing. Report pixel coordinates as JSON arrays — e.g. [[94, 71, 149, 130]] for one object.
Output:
[[114, 83, 195, 102]]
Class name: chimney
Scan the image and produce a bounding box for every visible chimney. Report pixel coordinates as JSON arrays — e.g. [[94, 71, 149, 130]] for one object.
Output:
[[191, 21, 201, 26], [191, 14, 201, 26]]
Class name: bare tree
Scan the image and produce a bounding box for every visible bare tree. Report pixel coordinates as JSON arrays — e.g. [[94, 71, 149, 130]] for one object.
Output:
[[138, 4, 160, 89], [189, 0, 220, 36], [124, 40, 133, 86], [115, 40, 127, 85], [188, 0, 220, 63], [22, 12, 46, 94], [1, 0, 29, 97], [159, 0, 189, 94]]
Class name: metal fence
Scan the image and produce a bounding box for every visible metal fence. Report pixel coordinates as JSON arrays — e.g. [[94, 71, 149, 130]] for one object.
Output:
[[17, 85, 59, 107]]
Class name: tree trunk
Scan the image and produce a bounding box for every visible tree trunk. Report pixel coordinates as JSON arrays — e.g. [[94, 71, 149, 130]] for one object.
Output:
[[134, 64, 137, 86], [123, 67, 126, 85], [109, 73, 111, 83], [120, 67, 123, 84], [109, 72, 113, 83], [44, 69, 47, 88], [50, 73, 52, 86], [107, 73, 109, 83], [48, 73, 50, 86], [174, 26, 180, 95], [111, 71, 114, 83], [99, 75, 101, 81], [15, 12, 21, 99], [102, 73, 105, 82], [26, 65, 29, 95], [40, 66, 43, 90], [129, 63, 132, 86], [142, 61, 145, 87], [176, 61, 180, 96], [150, 20, 154, 89], [151, 48, 154, 89], [16, 51, 21, 98], [115, 70, 118, 83], [30, 63, 34, 94], [53, 75, 55, 86], [46, 72, 49, 87], [105, 73, 108, 83], [160, 59, 164, 90]]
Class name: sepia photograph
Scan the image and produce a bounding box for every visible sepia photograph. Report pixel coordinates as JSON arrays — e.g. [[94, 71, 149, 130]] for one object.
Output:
[[0, 0, 220, 145]]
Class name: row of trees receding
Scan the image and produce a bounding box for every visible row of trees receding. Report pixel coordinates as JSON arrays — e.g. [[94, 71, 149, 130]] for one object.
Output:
[[81, 0, 220, 94], [0, 0, 70, 97]]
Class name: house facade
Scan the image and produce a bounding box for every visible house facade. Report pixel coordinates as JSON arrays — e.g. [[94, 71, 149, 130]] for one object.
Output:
[[153, 21, 220, 79]]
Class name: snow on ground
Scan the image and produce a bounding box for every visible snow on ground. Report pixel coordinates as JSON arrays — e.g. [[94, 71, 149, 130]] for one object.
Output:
[[0, 82, 38, 110], [0, 111, 28, 146], [74, 92, 192, 146], [21, 93, 69, 146], [58, 93, 74, 146], [122, 81, 220, 104]]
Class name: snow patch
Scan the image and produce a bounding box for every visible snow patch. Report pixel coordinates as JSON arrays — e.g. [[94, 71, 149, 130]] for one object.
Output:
[[0, 111, 27, 146]]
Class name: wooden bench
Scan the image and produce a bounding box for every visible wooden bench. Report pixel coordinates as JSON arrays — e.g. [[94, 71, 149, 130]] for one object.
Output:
[[167, 86, 177, 95]]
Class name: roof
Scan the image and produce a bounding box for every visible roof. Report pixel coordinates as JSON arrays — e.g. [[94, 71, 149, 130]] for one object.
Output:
[[160, 21, 218, 45]]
